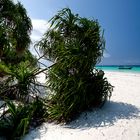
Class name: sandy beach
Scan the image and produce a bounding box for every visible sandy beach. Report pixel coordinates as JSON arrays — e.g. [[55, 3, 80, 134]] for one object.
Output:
[[23, 71, 140, 140]]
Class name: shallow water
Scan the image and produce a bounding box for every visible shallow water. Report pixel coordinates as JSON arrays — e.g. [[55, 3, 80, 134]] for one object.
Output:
[[96, 65, 140, 73]]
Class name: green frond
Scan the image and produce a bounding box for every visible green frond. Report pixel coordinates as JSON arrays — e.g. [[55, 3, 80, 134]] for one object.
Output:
[[36, 8, 113, 122]]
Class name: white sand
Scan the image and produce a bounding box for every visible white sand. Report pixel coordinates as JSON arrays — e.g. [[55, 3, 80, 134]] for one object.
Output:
[[23, 71, 140, 140]]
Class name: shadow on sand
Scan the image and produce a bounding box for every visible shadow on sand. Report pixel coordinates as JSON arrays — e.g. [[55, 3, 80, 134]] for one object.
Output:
[[23, 101, 140, 139], [65, 101, 140, 129]]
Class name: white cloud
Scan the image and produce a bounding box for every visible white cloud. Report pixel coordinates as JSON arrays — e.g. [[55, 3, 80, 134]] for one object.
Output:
[[29, 19, 50, 57], [103, 52, 111, 58], [32, 19, 49, 34], [13, 0, 18, 3], [31, 19, 50, 42]]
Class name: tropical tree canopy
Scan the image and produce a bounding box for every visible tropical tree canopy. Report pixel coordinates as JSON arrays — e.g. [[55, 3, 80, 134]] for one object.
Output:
[[0, 2, 46, 138], [0, 0, 32, 60], [37, 8, 113, 122], [37, 8, 104, 67]]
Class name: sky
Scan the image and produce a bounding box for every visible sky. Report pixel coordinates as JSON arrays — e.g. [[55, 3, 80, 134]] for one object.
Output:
[[15, 0, 140, 65]]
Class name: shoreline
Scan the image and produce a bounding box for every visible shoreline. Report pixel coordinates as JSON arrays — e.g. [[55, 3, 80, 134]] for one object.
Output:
[[104, 70, 140, 76], [96, 65, 140, 74], [23, 71, 140, 140]]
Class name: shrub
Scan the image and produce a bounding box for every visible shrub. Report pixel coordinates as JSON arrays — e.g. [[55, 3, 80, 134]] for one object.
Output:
[[0, 101, 31, 140], [0, 1, 48, 139], [0, 99, 47, 140], [0, 60, 48, 139], [37, 8, 113, 122], [0, 0, 32, 60], [0, 61, 36, 101]]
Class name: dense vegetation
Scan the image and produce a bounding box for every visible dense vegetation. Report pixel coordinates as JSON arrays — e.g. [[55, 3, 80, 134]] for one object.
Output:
[[0, 0, 46, 139], [0, 1, 113, 139], [37, 8, 113, 122], [0, 0, 36, 66]]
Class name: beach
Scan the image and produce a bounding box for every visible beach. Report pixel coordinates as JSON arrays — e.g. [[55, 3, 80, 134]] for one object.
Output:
[[23, 71, 140, 140]]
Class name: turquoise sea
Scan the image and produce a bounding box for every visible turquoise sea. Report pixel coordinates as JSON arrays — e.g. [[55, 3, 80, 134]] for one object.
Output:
[[96, 66, 140, 73]]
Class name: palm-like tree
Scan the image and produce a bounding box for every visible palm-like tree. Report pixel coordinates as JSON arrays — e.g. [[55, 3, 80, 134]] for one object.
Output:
[[0, 0, 32, 60], [37, 8, 79, 62], [37, 8, 113, 122], [38, 8, 104, 68]]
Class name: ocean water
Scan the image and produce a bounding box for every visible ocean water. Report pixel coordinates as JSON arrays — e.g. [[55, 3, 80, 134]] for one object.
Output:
[[96, 66, 140, 73]]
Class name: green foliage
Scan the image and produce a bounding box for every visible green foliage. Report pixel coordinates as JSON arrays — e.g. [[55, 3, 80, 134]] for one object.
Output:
[[0, 101, 31, 140], [0, 99, 47, 140], [0, 61, 36, 101], [0, 0, 36, 66], [47, 67, 113, 122], [0, 0, 32, 64], [0, 60, 48, 139], [37, 8, 113, 122], [0, 1, 36, 72], [0, 1, 48, 139], [30, 97, 48, 127], [0, 62, 11, 77], [1, 49, 37, 66], [12, 62, 35, 98]]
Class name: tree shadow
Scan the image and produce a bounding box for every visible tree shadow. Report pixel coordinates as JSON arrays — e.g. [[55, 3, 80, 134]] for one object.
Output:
[[23, 125, 48, 140], [23, 101, 140, 139], [65, 101, 140, 129]]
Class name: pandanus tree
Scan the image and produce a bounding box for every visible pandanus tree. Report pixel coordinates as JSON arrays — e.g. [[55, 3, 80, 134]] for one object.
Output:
[[0, 1, 47, 139], [37, 8, 113, 122], [0, 0, 32, 63]]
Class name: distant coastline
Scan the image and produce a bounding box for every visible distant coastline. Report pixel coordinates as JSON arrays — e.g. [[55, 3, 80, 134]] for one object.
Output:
[[96, 65, 140, 67], [96, 65, 140, 73]]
